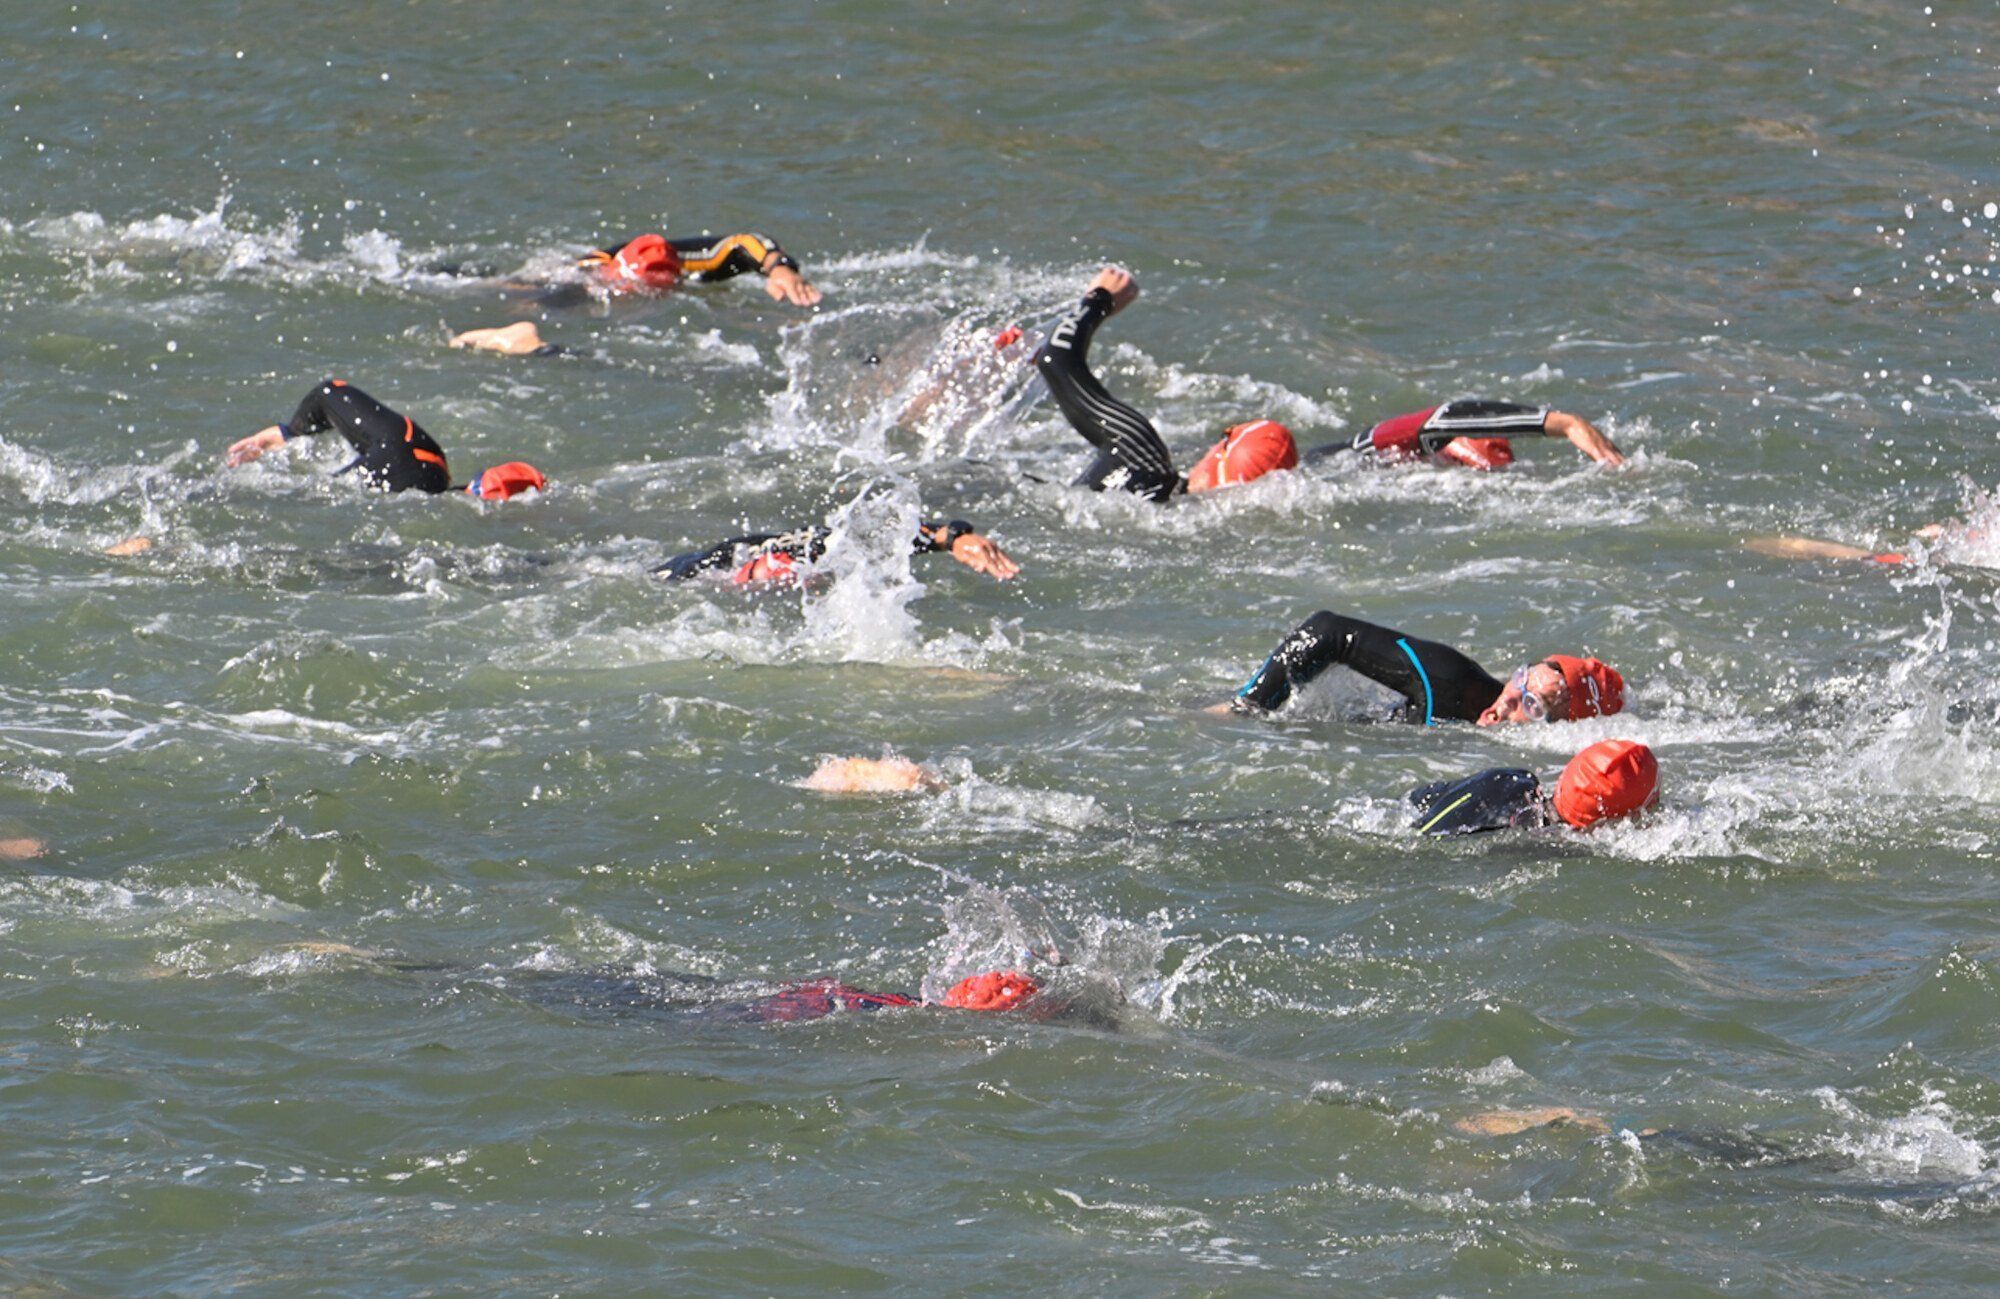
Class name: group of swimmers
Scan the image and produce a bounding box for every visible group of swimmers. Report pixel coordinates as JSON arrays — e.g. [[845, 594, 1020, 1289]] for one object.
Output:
[[73, 216, 1682, 1022]]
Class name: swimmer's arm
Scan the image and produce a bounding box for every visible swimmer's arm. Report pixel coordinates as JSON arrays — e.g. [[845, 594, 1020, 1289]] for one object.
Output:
[[1544, 409, 1624, 466], [225, 425, 289, 466], [669, 232, 822, 305], [920, 521, 1020, 581]]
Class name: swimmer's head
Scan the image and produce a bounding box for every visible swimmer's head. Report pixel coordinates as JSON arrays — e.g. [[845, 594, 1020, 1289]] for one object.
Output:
[[1478, 655, 1624, 725], [730, 551, 799, 586], [1435, 436, 1515, 470], [465, 461, 547, 501], [1185, 420, 1300, 493], [607, 234, 682, 290], [1553, 739, 1657, 829], [941, 970, 1041, 1012]]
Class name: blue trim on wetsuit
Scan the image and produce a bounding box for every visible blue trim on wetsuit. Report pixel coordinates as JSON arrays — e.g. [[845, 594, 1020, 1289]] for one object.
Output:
[[1236, 655, 1275, 700], [1396, 638, 1436, 726]]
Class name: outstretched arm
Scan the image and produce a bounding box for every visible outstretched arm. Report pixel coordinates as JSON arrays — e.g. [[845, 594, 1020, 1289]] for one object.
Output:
[[669, 232, 822, 305], [225, 425, 288, 466], [1545, 409, 1624, 466]]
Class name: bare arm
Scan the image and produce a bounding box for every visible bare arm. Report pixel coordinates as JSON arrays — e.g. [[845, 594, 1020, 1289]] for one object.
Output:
[[225, 425, 288, 467], [1545, 409, 1624, 466]]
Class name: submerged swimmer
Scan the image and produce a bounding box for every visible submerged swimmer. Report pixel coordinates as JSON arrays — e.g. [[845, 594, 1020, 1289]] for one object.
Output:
[[449, 229, 821, 355], [1409, 739, 1658, 835], [224, 380, 547, 499], [651, 518, 1021, 584], [1033, 267, 1624, 504], [1217, 610, 1626, 726]]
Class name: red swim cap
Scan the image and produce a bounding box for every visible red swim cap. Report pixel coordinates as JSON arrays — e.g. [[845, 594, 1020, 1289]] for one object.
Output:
[[941, 970, 1040, 1012], [467, 461, 547, 500], [730, 551, 799, 586], [1544, 654, 1625, 720], [1436, 436, 1516, 470], [1553, 739, 1658, 829], [1185, 420, 1300, 493], [994, 326, 1024, 349], [607, 234, 681, 290], [1869, 552, 1908, 566]]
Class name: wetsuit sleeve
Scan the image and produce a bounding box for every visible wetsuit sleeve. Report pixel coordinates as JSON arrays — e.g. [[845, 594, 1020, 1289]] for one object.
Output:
[[1409, 768, 1546, 834], [283, 382, 341, 440], [911, 520, 975, 554], [1033, 289, 1182, 502], [667, 233, 794, 281], [650, 528, 829, 580], [1232, 611, 1505, 724]]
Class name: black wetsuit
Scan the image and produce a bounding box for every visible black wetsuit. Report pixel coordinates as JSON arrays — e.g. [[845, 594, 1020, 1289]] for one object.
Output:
[[651, 520, 976, 581], [281, 380, 451, 494], [1234, 611, 1504, 724], [475, 968, 918, 1024], [532, 232, 803, 311], [1034, 288, 1184, 502], [1409, 769, 1550, 835]]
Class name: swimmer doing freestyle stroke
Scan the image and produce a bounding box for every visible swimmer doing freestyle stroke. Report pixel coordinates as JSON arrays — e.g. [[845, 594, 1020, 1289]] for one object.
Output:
[[1215, 610, 1626, 727], [224, 379, 547, 499], [449, 228, 821, 356], [652, 518, 1020, 584], [1033, 268, 1624, 503]]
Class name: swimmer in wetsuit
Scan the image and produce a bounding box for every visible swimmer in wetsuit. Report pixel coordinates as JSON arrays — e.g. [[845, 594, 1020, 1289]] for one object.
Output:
[[224, 380, 546, 499], [1035, 268, 1302, 501], [1306, 399, 1624, 470], [1033, 268, 1622, 503], [1219, 610, 1625, 726], [449, 229, 821, 355], [651, 518, 1021, 584], [470, 965, 1050, 1025], [1409, 739, 1657, 835]]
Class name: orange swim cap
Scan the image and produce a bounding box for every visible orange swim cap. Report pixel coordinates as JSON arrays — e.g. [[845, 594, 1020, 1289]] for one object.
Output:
[[730, 551, 799, 586], [1185, 420, 1300, 493], [1436, 436, 1515, 470], [606, 234, 682, 291], [1543, 654, 1625, 720], [941, 970, 1040, 1012], [467, 461, 547, 500], [1553, 739, 1657, 829]]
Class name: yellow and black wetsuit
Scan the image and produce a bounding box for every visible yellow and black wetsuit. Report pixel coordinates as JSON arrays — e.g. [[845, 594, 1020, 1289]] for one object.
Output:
[[578, 232, 800, 282]]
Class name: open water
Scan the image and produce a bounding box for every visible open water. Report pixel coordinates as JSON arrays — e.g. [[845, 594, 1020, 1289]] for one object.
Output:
[[4, 2, 2000, 1294]]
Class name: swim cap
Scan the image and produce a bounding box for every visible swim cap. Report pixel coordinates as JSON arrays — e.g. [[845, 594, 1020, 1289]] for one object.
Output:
[[607, 234, 681, 290], [731, 551, 798, 585], [1553, 739, 1657, 829], [1436, 436, 1516, 470], [1185, 420, 1300, 493], [994, 326, 1024, 349], [466, 461, 547, 500], [1543, 654, 1625, 720], [941, 970, 1040, 1012], [1869, 552, 1908, 566]]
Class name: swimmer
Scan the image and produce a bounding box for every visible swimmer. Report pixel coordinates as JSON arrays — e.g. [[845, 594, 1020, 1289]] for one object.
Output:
[[223, 379, 547, 499], [804, 755, 948, 794], [1306, 400, 1624, 470], [1409, 739, 1658, 835], [449, 229, 820, 353], [1033, 268, 1624, 504], [0, 836, 46, 861], [651, 519, 1020, 584], [1035, 268, 1301, 501], [1216, 610, 1625, 726], [1744, 522, 1963, 568]]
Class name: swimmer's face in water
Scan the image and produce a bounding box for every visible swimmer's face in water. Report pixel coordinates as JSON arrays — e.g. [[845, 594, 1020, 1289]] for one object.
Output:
[[1478, 663, 1569, 726]]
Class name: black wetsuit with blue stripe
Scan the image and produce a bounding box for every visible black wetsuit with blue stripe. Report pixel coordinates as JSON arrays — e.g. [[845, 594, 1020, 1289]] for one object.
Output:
[[1231, 611, 1504, 725]]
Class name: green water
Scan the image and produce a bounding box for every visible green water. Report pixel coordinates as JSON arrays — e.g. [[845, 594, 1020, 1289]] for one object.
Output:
[[4, 2, 2000, 1294]]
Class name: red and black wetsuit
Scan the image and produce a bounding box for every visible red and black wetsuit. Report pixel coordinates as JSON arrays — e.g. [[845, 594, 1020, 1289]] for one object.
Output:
[[1034, 288, 1184, 502], [280, 380, 451, 494], [1308, 399, 1550, 462], [651, 520, 976, 581], [1233, 611, 1504, 725]]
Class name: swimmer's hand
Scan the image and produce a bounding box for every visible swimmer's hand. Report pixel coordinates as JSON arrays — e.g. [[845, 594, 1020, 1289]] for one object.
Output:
[[1545, 409, 1624, 467], [1914, 523, 1945, 540], [950, 532, 1021, 581], [451, 322, 548, 355], [1088, 266, 1139, 315], [803, 756, 947, 794], [226, 427, 288, 467], [0, 836, 46, 861], [104, 536, 153, 557], [764, 261, 822, 307]]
